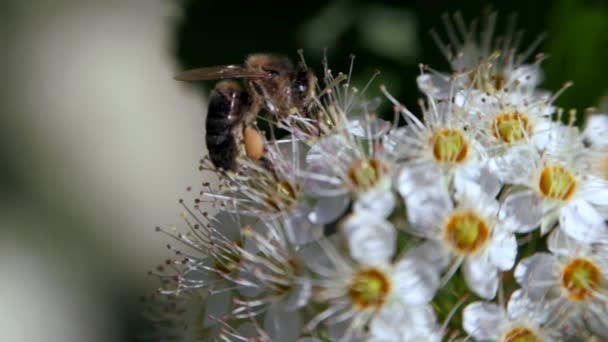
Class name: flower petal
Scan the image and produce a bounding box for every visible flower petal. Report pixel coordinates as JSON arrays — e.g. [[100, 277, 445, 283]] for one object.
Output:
[[264, 302, 302, 342], [506, 289, 550, 326], [489, 230, 517, 271], [488, 145, 537, 185], [462, 302, 507, 340], [514, 253, 556, 301], [393, 258, 440, 305], [370, 302, 439, 342], [582, 114, 608, 148], [397, 162, 444, 198], [560, 199, 608, 244], [308, 194, 350, 225], [341, 213, 396, 265], [500, 190, 543, 233], [406, 240, 451, 273], [353, 190, 395, 218], [463, 256, 499, 299]]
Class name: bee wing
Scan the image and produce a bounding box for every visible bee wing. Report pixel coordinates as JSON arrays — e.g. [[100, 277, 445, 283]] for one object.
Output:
[[174, 65, 271, 81]]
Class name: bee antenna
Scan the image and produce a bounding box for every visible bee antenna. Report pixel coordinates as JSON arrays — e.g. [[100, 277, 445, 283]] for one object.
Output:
[[297, 49, 308, 69]]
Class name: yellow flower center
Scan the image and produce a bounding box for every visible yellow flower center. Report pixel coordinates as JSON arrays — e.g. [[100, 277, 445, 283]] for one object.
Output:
[[502, 327, 541, 342], [562, 258, 601, 301], [492, 112, 530, 144], [348, 158, 388, 192], [348, 268, 390, 309], [444, 211, 489, 254], [538, 165, 577, 201], [431, 129, 469, 163]]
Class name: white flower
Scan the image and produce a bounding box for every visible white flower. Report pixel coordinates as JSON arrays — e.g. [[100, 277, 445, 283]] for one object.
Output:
[[303, 121, 396, 219], [514, 229, 608, 337], [404, 183, 517, 299], [418, 12, 545, 100], [305, 213, 440, 340], [382, 88, 489, 198], [498, 126, 608, 242], [463, 289, 556, 341]]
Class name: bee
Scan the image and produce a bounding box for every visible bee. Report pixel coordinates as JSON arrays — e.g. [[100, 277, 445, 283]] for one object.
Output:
[[175, 54, 316, 171]]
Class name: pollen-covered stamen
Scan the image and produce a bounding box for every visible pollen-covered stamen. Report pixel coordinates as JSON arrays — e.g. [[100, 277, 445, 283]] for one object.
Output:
[[431, 129, 469, 163], [348, 158, 388, 192], [501, 326, 541, 342], [538, 165, 577, 201], [264, 180, 300, 211], [561, 258, 601, 301], [348, 268, 391, 309], [444, 211, 489, 254], [468, 67, 506, 93], [492, 112, 530, 143]]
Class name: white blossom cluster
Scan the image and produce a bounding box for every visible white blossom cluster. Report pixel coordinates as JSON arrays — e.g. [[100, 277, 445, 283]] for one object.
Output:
[[144, 13, 608, 342]]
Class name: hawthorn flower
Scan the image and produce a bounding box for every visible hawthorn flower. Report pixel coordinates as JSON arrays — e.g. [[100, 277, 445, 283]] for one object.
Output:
[[498, 125, 608, 242], [305, 213, 440, 340], [404, 183, 517, 299], [303, 117, 397, 219], [382, 88, 494, 200], [514, 229, 608, 337], [198, 136, 330, 245], [462, 289, 556, 341], [418, 12, 546, 100]]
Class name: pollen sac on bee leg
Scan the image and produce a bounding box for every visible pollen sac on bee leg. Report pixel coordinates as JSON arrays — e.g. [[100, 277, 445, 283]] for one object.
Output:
[[243, 126, 265, 161]]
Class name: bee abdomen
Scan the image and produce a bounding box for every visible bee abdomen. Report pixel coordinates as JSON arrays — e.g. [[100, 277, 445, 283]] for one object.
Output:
[[205, 81, 247, 171]]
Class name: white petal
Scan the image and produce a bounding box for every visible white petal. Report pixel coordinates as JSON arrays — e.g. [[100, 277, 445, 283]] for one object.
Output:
[[560, 199, 608, 244], [397, 162, 444, 198], [488, 145, 538, 185], [417, 73, 451, 99], [579, 176, 608, 207], [264, 302, 302, 342], [586, 307, 608, 337], [283, 277, 312, 311], [463, 256, 499, 300], [353, 190, 395, 218], [462, 302, 507, 340], [348, 116, 391, 139], [341, 213, 396, 265], [535, 122, 580, 157], [509, 64, 543, 88], [499, 190, 543, 233], [406, 240, 451, 273], [506, 289, 550, 326], [370, 302, 438, 342], [308, 194, 350, 225], [393, 258, 440, 305], [454, 165, 502, 199], [405, 184, 452, 238], [514, 253, 556, 301], [284, 209, 324, 246], [546, 228, 575, 256], [489, 230, 518, 271], [582, 114, 608, 148], [204, 290, 231, 327]]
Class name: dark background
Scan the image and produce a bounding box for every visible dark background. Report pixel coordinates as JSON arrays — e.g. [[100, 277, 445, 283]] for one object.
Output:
[[0, 0, 606, 340]]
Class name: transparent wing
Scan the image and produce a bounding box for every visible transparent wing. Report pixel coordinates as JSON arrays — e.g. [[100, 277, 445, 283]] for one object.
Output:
[[174, 64, 271, 81]]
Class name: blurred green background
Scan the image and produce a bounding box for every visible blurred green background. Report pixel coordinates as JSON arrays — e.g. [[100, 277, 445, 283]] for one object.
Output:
[[0, 0, 606, 341]]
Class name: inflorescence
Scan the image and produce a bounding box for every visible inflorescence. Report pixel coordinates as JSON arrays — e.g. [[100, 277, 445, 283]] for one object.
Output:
[[143, 12, 608, 342]]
